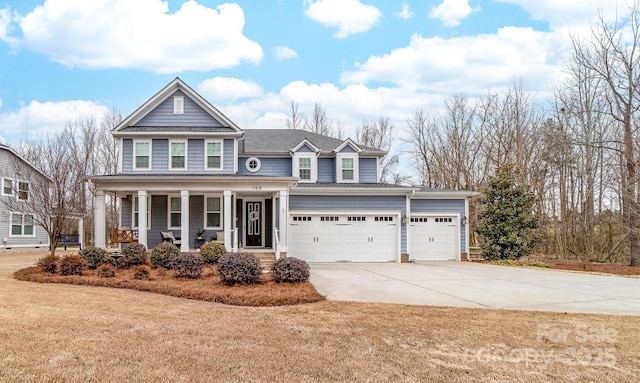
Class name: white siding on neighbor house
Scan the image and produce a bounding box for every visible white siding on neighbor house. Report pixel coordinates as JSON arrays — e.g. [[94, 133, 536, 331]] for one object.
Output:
[[410, 198, 467, 252], [136, 90, 225, 127]]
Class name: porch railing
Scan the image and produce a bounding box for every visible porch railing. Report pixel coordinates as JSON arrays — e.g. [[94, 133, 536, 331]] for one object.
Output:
[[113, 228, 138, 243], [274, 227, 280, 259]]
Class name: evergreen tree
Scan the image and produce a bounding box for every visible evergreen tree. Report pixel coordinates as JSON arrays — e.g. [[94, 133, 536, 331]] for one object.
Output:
[[477, 164, 539, 260]]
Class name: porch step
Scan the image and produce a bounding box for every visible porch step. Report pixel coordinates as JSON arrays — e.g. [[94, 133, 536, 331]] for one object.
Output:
[[252, 252, 276, 271]]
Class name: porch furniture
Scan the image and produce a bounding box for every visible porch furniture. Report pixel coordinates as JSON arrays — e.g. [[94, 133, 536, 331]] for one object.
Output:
[[160, 231, 182, 247], [194, 237, 206, 249], [210, 231, 225, 244], [113, 228, 138, 243], [56, 234, 82, 250]]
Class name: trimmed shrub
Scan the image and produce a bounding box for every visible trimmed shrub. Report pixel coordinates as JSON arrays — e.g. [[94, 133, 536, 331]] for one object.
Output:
[[150, 242, 180, 269], [96, 263, 116, 278], [200, 242, 226, 264], [170, 253, 204, 279], [79, 246, 110, 269], [132, 265, 151, 280], [58, 254, 88, 276], [37, 255, 60, 273], [270, 257, 310, 283], [119, 242, 147, 268], [217, 252, 262, 285]]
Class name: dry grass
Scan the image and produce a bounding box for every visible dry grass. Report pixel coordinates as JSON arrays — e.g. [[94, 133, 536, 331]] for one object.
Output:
[[2, 250, 640, 382]]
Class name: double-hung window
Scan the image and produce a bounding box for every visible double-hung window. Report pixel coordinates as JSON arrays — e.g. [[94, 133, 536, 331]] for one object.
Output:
[[292, 153, 317, 183], [170, 141, 187, 170], [18, 181, 29, 201], [337, 153, 358, 183], [205, 195, 222, 229], [11, 213, 34, 236], [134, 141, 151, 170], [341, 158, 354, 181], [168, 195, 182, 229], [206, 140, 222, 170], [2, 178, 13, 196], [299, 157, 311, 180]]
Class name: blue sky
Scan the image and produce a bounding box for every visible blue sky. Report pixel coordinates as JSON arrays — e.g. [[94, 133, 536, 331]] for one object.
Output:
[[0, 0, 620, 144]]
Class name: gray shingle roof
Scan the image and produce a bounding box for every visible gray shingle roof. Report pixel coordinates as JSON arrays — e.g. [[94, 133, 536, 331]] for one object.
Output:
[[241, 129, 386, 155]]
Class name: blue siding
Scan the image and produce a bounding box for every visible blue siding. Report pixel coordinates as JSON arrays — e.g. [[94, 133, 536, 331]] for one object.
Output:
[[411, 198, 467, 252], [339, 145, 357, 153], [238, 157, 291, 176], [122, 197, 132, 227], [296, 144, 314, 153], [136, 90, 225, 127], [152, 139, 169, 172], [224, 139, 234, 172], [122, 139, 133, 172], [188, 139, 204, 171], [318, 158, 334, 182], [359, 158, 378, 183], [290, 195, 407, 253]]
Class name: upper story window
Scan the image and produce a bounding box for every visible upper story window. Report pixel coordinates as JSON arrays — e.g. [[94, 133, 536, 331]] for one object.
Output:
[[134, 141, 151, 170], [170, 141, 187, 170], [18, 181, 29, 200], [2, 178, 13, 196], [11, 213, 34, 236], [292, 153, 317, 183], [173, 96, 184, 114], [337, 153, 359, 183], [206, 140, 223, 170], [245, 157, 261, 173]]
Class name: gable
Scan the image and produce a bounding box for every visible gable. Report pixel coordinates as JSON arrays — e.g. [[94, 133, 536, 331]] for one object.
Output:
[[296, 144, 315, 153], [337, 145, 357, 153], [136, 90, 225, 128]]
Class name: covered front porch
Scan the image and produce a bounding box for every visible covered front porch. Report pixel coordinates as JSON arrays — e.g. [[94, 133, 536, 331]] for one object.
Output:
[[90, 175, 298, 258]]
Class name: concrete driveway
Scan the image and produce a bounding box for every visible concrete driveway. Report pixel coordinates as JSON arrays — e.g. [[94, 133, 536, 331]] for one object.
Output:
[[309, 262, 640, 315]]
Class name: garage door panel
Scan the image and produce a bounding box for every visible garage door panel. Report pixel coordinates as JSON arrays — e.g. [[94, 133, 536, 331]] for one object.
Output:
[[409, 216, 457, 261]]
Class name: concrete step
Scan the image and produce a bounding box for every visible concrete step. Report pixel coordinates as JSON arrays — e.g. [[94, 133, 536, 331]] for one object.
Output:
[[252, 252, 276, 271]]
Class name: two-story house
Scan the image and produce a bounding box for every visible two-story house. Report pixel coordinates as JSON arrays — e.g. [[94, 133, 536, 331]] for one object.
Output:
[[90, 78, 476, 262], [0, 144, 50, 249]]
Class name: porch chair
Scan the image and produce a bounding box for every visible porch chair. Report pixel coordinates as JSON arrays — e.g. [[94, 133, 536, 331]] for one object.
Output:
[[210, 231, 225, 244], [160, 231, 181, 247]]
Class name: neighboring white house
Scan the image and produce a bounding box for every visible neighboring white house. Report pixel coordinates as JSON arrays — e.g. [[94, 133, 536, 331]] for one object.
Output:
[[0, 144, 50, 249]]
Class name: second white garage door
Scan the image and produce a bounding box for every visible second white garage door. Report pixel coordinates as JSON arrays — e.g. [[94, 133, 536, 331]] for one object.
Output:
[[409, 216, 458, 261], [288, 213, 399, 262]]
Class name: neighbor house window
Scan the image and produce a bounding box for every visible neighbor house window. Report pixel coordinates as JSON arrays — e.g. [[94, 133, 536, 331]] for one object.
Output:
[[168, 195, 182, 229], [134, 141, 151, 170], [2, 179, 13, 196], [18, 181, 29, 200], [170, 141, 187, 170], [205, 140, 222, 170], [299, 157, 311, 180], [173, 96, 184, 114], [133, 196, 151, 229], [11, 213, 34, 236], [205, 195, 222, 229]]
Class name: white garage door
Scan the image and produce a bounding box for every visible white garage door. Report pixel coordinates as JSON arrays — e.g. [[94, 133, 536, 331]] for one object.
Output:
[[409, 216, 458, 261], [288, 214, 399, 262]]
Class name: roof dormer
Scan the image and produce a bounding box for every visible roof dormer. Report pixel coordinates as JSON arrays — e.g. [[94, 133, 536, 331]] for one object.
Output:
[[290, 138, 320, 183]]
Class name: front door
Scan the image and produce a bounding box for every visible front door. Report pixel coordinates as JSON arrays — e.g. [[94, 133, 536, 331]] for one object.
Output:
[[246, 201, 262, 247]]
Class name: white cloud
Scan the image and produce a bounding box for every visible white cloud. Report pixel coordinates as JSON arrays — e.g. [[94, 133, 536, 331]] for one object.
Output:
[[340, 27, 567, 96], [197, 77, 264, 102], [429, 0, 474, 27], [304, 0, 381, 39], [0, 8, 11, 40], [273, 46, 297, 60], [398, 3, 414, 20], [496, 0, 618, 29], [7, 0, 262, 73], [0, 100, 109, 142], [0, 97, 3, 109]]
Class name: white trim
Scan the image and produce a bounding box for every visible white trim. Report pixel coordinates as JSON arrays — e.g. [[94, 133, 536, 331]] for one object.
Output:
[[333, 138, 363, 153], [203, 194, 223, 230], [245, 157, 261, 173], [132, 195, 151, 229], [167, 193, 182, 230], [173, 96, 184, 114], [292, 153, 317, 183], [290, 138, 321, 154], [234, 139, 239, 173], [16, 180, 29, 201], [336, 153, 359, 183], [169, 139, 188, 171], [133, 139, 152, 171], [205, 139, 224, 171], [9, 212, 36, 238], [1, 178, 13, 196], [118, 138, 123, 174]]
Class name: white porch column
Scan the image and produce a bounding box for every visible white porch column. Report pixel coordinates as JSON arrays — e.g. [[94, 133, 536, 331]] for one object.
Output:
[[138, 191, 148, 249], [94, 190, 106, 248], [278, 189, 288, 258], [78, 217, 85, 250], [223, 191, 232, 252], [180, 190, 190, 252]]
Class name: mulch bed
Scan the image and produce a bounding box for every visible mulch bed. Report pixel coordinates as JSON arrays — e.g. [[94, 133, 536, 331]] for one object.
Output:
[[14, 265, 325, 307]]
